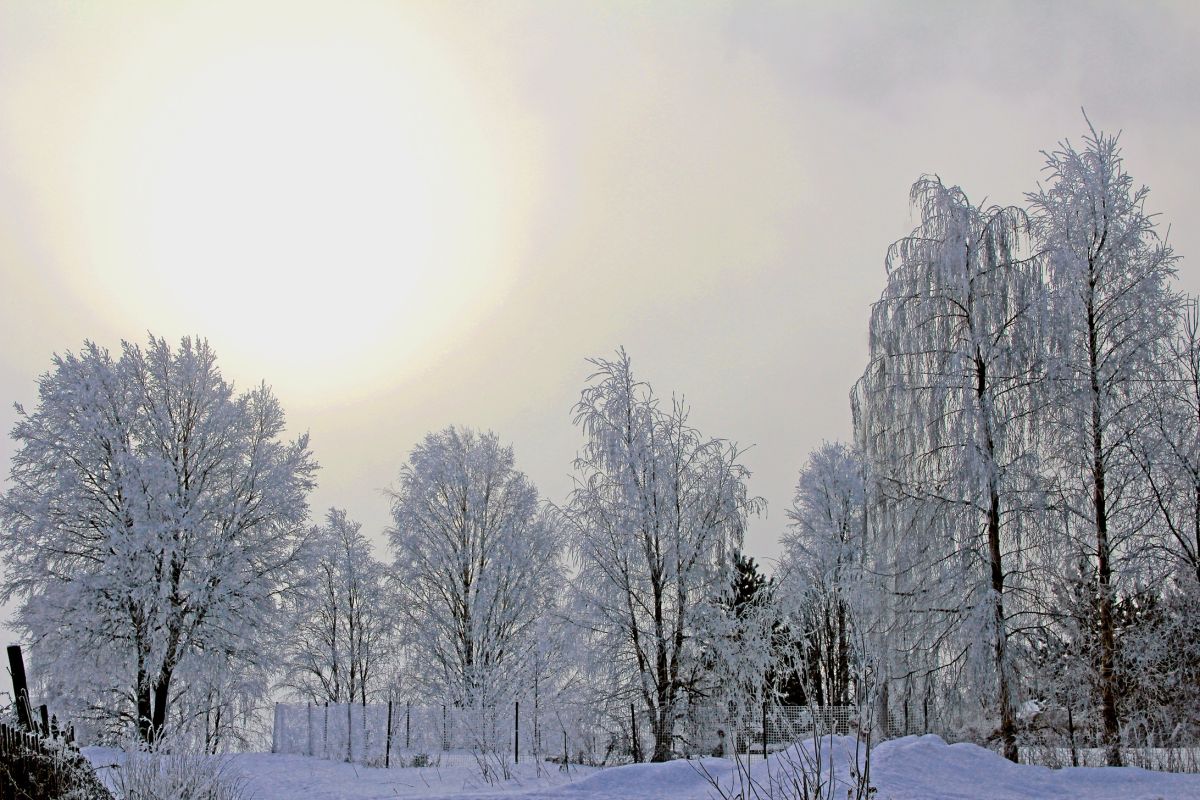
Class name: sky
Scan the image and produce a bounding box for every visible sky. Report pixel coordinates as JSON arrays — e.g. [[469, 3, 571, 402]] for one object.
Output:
[[2, 0, 1200, 642]]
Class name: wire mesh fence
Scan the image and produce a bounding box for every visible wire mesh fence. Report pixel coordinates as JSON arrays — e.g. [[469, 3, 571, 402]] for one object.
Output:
[[271, 701, 909, 769], [271, 699, 1200, 772], [273, 700, 599, 768]]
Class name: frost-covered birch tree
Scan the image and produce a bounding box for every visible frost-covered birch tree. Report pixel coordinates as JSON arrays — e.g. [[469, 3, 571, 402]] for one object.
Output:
[[856, 177, 1043, 760], [780, 442, 866, 709], [1028, 123, 1180, 765], [0, 336, 317, 745], [563, 350, 761, 762], [282, 508, 393, 705], [387, 426, 562, 707]]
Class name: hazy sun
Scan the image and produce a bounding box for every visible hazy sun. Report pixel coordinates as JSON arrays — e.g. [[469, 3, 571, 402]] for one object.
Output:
[[56, 5, 537, 397]]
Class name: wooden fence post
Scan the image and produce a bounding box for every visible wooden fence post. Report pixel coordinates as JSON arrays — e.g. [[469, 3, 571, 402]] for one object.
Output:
[[7, 645, 32, 732], [514, 701, 519, 764], [406, 702, 411, 750]]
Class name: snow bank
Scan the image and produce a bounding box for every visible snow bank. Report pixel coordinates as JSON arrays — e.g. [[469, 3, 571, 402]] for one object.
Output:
[[84, 748, 598, 800], [84, 737, 1200, 800], [556, 757, 722, 799], [871, 734, 1200, 800]]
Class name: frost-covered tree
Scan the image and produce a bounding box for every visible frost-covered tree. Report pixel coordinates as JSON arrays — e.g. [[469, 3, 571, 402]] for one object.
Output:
[[387, 426, 562, 707], [701, 553, 795, 714], [1028, 123, 1180, 765], [856, 176, 1043, 760], [0, 336, 316, 745], [282, 508, 393, 705], [780, 442, 866, 709], [1135, 298, 1200, 587], [563, 350, 761, 761]]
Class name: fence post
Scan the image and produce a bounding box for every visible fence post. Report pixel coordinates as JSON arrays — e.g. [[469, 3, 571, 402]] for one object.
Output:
[[307, 702, 313, 756], [323, 702, 329, 760], [406, 703, 411, 750], [514, 701, 520, 764], [385, 700, 393, 768], [762, 702, 768, 762], [7, 645, 32, 732], [442, 705, 447, 752], [346, 702, 353, 763], [272, 703, 279, 753]]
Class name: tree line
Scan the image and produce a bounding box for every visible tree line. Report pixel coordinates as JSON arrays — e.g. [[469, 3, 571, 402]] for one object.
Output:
[[0, 120, 1195, 766], [0, 339, 766, 761]]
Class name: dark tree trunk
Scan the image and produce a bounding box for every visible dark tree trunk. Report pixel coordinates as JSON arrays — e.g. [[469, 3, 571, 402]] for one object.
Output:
[[988, 487, 1016, 763], [136, 665, 153, 745], [976, 350, 1017, 762], [151, 666, 173, 745], [1087, 280, 1122, 768]]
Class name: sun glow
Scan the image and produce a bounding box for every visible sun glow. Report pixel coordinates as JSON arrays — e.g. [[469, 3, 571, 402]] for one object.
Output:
[[45, 6, 537, 396]]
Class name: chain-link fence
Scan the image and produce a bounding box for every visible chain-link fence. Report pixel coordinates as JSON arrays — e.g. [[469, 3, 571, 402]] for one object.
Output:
[[272, 701, 907, 768]]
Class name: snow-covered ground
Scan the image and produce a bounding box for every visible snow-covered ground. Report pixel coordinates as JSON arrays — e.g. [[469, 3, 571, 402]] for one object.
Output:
[[85, 734, 1200, 800]]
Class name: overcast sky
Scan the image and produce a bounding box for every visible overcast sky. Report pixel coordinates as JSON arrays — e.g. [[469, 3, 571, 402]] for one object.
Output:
[[3, 1, 1200, 641]]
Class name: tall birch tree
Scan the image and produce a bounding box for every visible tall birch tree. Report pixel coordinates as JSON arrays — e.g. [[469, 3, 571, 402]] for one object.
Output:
[[1028, 123, 1180, 765], [780, 441, 866, 709], [563, 350, 760, 761], [857, 177, 1043, 760], [282, 508, 393, 705], [388, 426, 562, 707]]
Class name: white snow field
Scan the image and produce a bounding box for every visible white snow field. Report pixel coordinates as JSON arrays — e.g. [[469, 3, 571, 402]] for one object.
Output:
[[85, 735, 1200, 800]]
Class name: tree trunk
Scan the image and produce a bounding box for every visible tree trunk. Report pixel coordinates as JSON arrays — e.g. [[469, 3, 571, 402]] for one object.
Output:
[[977, 349, 1017, 762], [650, 701, 672, 762], [988, 487, 1017, 762], [1193, 483, 1200, 586], [1094, 461, 1121, 766], [136, 664, 153, 745], [151, 666, 173, 745], [836, 598, 850, 706], [1088, 284, 1122, 767]]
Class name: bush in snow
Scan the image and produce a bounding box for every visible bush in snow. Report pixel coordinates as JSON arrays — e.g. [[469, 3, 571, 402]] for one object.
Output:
[[108, 750, 248, 800]]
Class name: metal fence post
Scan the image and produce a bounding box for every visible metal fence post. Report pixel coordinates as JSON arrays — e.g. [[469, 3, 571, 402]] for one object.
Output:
[[514, 701, 520, 764], [386, 700, 393, 768], [762, 702, 768, 762]]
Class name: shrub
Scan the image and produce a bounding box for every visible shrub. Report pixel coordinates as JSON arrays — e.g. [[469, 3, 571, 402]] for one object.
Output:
[[109, 752, 248, 800]]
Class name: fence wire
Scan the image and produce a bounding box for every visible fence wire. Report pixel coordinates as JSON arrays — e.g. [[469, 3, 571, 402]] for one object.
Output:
[[271, 701, 905, 768], [271, 700, 1199, 772]]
